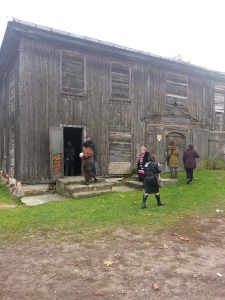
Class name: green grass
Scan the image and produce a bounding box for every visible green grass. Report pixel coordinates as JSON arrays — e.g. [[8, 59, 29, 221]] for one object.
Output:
[[0, 170, 225, 243]]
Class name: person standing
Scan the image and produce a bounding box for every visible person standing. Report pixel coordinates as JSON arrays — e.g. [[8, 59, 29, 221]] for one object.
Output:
[[137, 146, 150, 190], [183, 144, 199, 184], [64, 141, 75, 176], [142, 154, 165, 208], [86, 135, 97, 179], [80, 142, 97, 185], [167, 141, 179, 178]]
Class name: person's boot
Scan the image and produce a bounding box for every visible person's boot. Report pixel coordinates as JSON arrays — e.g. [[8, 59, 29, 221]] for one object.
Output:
[[142, 194, 148, 209], [174, 172, 178, 178], [170, 172, 173, 178], [85, 180, 89, 185], [93, 176, 98, 183], [155, 194, 165, 206]]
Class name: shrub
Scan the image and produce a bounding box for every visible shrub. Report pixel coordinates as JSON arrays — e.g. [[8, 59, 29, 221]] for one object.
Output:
[[201, 158, 225, 170]]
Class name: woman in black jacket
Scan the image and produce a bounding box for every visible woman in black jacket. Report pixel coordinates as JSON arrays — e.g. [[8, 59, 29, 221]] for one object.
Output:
[[142, 154, 165, 208]]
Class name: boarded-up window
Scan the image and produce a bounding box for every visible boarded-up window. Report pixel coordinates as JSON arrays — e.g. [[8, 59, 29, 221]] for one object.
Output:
[[61, 51, 86, 95], [9, 60, 15, 114], [111, 61, 130, 100], [214, 83, 225, 131], [166, 73, 188, 107], [109, 131, 131, 162], [214, 83, 225, 113]]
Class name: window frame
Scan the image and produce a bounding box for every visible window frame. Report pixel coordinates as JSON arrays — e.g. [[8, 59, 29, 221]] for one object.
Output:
[[165, 72, 188, 108], [214, 82, 225, 131], [110, 60, 131, 102], [60, 50, 86, 96]]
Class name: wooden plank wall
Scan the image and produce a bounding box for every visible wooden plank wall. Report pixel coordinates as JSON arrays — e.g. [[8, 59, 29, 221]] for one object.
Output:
[[17, 38, 61, 182], [1, 35, 225, 182], [214, 82, 225, 131], [0, 53, 17, 177]]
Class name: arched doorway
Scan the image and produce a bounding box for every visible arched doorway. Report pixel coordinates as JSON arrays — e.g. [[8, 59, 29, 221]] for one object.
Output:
[[166, 132, 186, 171]]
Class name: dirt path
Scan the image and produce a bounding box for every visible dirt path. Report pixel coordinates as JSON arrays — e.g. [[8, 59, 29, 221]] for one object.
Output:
[[0, 216, 225, 300]]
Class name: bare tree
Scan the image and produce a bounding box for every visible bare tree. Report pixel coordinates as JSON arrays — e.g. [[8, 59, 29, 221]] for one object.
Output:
[[171, 52, 191, 63]]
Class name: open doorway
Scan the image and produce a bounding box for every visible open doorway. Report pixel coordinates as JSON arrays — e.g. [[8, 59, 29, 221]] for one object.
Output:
[[63, 127, 83, 176]]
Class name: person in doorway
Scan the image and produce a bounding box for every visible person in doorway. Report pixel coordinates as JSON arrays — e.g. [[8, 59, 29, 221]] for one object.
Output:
[[183, 144, 199, 184], [137, 146, 150, 190], [86, 135, 97, 180], [80, 142, 97, 185], [64, 141, 75, 176], [167, 141, 179, 178], [142, 154, 165, 208]]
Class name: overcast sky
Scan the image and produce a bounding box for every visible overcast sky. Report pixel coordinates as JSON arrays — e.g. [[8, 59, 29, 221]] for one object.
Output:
[[1, 0, 224, 72]]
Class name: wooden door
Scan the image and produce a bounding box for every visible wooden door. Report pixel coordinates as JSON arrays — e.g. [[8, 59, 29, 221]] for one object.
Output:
[[166, 132, 186, 171], [49, 127, 64, 179]]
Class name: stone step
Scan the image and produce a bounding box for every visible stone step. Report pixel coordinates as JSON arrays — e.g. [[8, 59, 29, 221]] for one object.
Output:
[[131, 175, 179, 182], [56, 176, 114, 199], [71, 189, 113, 199], [126, 178, 178, 189], [57, 176, 106, 186], [66, 182, 112, 196]]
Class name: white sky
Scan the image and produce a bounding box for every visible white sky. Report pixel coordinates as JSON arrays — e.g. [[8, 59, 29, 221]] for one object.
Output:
[[0, 0, 225, 72]]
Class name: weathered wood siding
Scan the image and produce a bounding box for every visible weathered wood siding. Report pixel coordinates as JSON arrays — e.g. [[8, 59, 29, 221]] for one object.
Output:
[[214, 82, 225, 131], [0, 53, 17, 177], [208, 131, 225, 161], [17, 38, 61, 182], [1, 24, 225, 182]]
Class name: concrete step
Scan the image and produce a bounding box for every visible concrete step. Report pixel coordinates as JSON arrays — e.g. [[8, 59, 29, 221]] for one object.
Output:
[[56, 176, 114, 199], [57, 176, 106, 186], [66, 183, 112, 194], [71, 189, 113, 199], [130, 175, 179, 183], [126, 178, 178, 189]]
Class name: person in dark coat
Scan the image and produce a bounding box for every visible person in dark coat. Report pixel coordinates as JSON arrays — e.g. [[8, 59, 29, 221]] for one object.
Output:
[[64, 141, 75, 176], [137, 146, 150, 190], [142, 154, 165, 209], [86, 135, 97, 178], [183, 144, 199, 184], [80, 142, 96, 185], [167, 141, 179, 178]]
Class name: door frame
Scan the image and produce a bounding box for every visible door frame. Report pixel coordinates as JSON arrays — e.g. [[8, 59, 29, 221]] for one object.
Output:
[[165, 132, 186, 172], [60, 124, 86, 175]]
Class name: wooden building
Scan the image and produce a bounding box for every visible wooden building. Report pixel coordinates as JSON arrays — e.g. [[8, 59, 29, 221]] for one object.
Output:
[[0, 19, 225, 183]]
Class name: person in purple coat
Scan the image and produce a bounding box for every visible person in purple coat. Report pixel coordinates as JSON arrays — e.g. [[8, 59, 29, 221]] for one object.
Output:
[[183, 144, 199, 184]]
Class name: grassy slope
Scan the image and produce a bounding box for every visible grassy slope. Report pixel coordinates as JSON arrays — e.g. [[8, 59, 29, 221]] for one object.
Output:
[[0, 170, 225, 243]]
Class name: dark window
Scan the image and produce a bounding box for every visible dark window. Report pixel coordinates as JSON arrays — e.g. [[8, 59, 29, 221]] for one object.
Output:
[[111, 61, 130, 100], [61, 51, 86, 95], [166, 72, 187, 107]]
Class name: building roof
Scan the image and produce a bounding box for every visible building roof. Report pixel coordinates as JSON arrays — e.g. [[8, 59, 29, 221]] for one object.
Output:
[[1, 18, 225, 80]]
